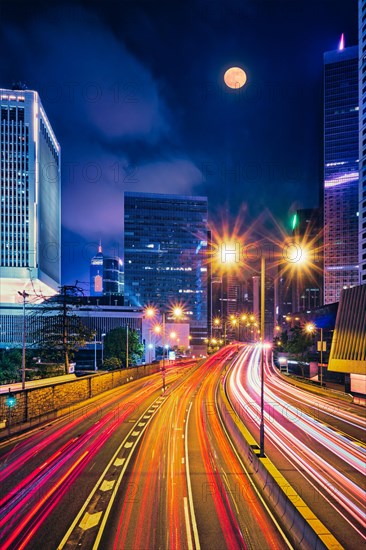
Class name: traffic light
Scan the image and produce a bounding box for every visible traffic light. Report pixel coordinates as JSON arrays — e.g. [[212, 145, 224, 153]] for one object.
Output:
[[5, 391, 16, 408]]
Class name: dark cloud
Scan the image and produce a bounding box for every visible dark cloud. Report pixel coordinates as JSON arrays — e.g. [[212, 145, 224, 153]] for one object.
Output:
[[0, 0, 358, 284]]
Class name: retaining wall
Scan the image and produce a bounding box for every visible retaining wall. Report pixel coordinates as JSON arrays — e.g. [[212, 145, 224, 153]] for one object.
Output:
[[0, 365, 160, 431]]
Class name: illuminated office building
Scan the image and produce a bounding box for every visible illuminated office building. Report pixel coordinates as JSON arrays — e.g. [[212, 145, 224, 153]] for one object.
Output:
[[0, 86, 61, 302], [124, 192, 208, 329], [90, 243, 124, 297], [359, 0, 366, 284], [323, 38, 359, 304]]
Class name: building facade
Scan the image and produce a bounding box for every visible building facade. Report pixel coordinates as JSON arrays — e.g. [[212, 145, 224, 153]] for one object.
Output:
[[124, 192, 208, 330], [328, 284, 366, 398], [90, 243, 124, 297], [0, 87, 61, 302], [323, 40, 359, 304], [359, 0, 366, 284]]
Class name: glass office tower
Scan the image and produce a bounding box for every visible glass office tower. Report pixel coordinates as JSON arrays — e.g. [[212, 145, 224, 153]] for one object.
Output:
[[323, 40, 359, 304], [90, 243, 124, 297], [0, 87, 61, 302], [359, 1, 366, 284], [124, 192, 208, 328]]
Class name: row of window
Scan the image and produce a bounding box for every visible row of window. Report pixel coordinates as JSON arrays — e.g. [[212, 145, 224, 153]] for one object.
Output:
[[1, 107, 25, 122]]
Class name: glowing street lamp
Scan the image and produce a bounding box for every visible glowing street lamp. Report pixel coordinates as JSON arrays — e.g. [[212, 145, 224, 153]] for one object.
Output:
[[145, 303, 186, 390], [305, 323, 325, 386], [172, 306, 184, 320]]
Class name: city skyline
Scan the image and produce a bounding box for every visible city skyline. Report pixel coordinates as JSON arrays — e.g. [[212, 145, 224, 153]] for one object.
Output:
[[0, 0, 358, 286], [0, 4, 365, 550]]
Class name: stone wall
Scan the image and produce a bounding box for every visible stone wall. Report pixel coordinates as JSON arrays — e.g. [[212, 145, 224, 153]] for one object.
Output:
[[0, 364, 160, 432]]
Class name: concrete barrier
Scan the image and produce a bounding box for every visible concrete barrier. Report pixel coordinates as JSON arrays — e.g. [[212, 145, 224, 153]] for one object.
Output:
[[0, 364, 161, 432]]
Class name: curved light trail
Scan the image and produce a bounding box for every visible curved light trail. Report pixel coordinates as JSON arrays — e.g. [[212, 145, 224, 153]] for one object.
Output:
[[226, 345, 366, 546]]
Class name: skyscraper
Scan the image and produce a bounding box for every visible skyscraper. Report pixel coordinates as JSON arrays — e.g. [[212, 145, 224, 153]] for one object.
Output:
[[323, 38, 359, 304], [359, 0, 366, 284], [124, 192, 208, 329], [0, 87, 61, 302], [90, 243, 124, 297]]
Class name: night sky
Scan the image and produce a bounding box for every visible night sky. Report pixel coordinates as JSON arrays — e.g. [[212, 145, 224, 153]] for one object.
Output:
[[0, 0, 357, 287]]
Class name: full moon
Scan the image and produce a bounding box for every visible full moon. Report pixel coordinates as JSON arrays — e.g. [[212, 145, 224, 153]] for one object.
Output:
[[224, 67, 247, 89]]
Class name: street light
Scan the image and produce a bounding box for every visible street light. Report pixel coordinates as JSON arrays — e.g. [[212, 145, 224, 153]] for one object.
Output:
[[212, 316, 228, 345], [94, 332, 97, 371], [18, 290, 29, 390], [305, 323, 325, 386], [259, 254, 266, 457], [146, 303, 187, 391], [101, 333, 106, 365]]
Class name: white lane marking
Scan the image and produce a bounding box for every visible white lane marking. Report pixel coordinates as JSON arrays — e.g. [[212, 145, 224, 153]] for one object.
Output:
[[79, 511, 102, 531], [131, 431, 140, 436], [58, 397, 163, 550], [138, 422, 145, 427], [182, 457, 185, 464], [184, 496, 194, 550], [124, 441, 133, 448], [185, 402, 201, 549]]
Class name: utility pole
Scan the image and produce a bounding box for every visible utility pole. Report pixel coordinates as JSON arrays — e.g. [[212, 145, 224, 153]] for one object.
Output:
[[126, 324, 129, 368], [61, 285, 69, 374], [259, 256, 265, 458], [18, 290, 29, 390]]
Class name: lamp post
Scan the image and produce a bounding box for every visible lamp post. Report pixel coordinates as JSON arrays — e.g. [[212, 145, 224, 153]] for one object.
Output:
[[94, 332, 97, 371], [18, 290, 29, 390], [161, 312, 167, 390], [319, 327, 324, 386], [146, 304, 186, 391], [126, 324, 129, 368], [101, 333, 106, 366], [259, 255, 265, 458], [305, 323, 325, 386]]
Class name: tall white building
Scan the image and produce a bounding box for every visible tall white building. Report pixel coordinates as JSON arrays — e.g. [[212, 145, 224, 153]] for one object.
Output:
[[359, 0, 366, 285], [323, 39, 359, 304], [0, 87, 61, 303]]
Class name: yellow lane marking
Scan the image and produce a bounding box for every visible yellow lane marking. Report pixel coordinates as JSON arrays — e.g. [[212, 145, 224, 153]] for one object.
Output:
[[79, 512, 102, 531]]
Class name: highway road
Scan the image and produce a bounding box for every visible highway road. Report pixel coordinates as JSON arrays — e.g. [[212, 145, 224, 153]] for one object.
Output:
[[0, 362, 190, 549], [91, 346, 287, 550], [0, 348, 289, 550], [226, 345, 366, 549]]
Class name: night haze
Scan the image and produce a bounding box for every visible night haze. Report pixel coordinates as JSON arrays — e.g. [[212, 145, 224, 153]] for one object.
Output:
[[0, 0, 357, 287]]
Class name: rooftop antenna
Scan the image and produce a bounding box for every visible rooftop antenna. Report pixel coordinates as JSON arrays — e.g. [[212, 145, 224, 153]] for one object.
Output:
[[338, 33, 345, 51]]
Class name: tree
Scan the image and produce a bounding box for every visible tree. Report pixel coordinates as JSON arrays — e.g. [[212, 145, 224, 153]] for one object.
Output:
[[32, 284, 94, 374], [284, 325, 312, 355], [103, 357, 122, 370], [0, 349, 22, 384], [104, 327, 144, 368]]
